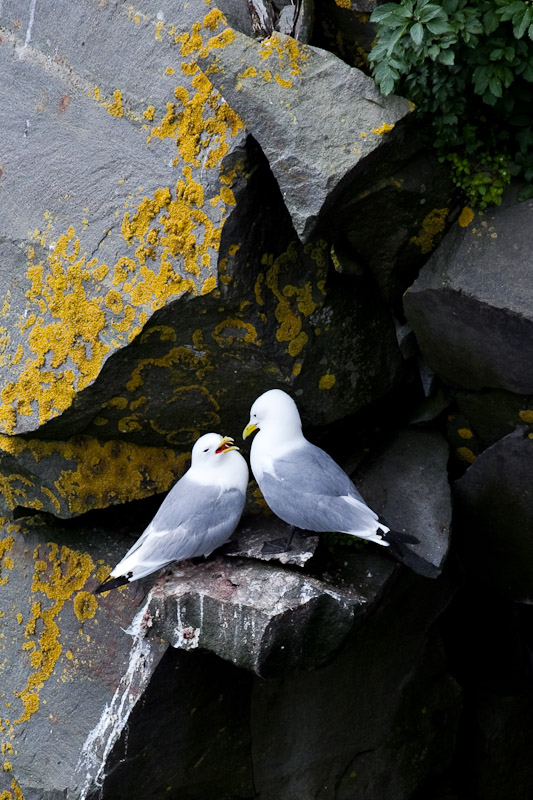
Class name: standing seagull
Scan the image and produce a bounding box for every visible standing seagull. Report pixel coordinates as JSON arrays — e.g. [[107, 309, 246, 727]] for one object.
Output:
[[95, 432, 248, 592], [243, 389, 418, 553]]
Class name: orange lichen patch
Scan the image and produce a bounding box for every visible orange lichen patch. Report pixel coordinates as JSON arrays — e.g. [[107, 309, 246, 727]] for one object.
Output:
[[0, 536, 14, 587], [0, 434, 189, 515], [371, 123, 394, 136], [73, 591, 98, 622], [410, 208, 449, 254], [212, 318, 259, 346], [458, 206, 475, 228], [258, 32, 309, 81], [13, 543, 98, 725], [125, 345, 206, 392], [319, 373, 336, 390], [456, 447, 476, 464]]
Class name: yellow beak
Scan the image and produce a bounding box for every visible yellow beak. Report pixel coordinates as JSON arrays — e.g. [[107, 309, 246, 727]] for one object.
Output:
[[216, 436, 239, 454], [242, 422, 258, 440]]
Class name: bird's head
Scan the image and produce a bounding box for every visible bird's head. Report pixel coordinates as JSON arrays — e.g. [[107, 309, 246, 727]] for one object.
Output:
[[243, 389, 303, 442], [191, 432, 240, 467]]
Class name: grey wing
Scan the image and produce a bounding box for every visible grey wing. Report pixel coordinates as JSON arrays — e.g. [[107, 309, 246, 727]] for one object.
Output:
[[275, 442, 365, 501], [259, 443, 377, 534], [115, 478, 245, 579]]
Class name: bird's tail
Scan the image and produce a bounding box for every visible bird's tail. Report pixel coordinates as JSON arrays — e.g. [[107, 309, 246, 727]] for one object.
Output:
[[382, 528, 419, 545], [94, 574, 130, 594]]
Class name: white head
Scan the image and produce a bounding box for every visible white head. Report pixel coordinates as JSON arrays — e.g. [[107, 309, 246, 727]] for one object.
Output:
[[189, 432, 248, 489], [243, 389, 303, 444]]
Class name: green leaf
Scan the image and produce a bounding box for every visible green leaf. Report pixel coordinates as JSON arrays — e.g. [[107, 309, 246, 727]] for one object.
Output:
[[419, 4, 448, 23], [426, 18, 454, 34], [370, 4, 402, 23], [410, 22, 425, 45], [438, 48, 455, 64], [515, 7, 533, 38]]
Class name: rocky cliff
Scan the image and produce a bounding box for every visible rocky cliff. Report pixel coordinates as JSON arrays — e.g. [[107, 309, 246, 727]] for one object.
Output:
[[0, 0, 532, 798]]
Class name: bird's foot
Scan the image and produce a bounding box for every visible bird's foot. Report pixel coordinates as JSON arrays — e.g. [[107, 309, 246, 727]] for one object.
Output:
[[261, 537, 292, 555]]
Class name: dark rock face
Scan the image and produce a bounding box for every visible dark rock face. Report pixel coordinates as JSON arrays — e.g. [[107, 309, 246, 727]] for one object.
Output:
[[404, 186, 533, 393], [1, 0, 530, 795], [453, 428, 533, 603]]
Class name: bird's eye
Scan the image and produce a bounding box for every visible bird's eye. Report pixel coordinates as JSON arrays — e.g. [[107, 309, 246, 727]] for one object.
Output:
[[203, 448, 209, 452]]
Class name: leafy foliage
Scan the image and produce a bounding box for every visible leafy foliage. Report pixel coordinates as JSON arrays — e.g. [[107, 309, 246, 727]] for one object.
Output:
[[369, 0, 533, 207]]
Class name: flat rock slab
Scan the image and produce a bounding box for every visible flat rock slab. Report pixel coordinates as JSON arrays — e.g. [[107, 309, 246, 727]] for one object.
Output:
[[453, 427, 533, 602], [404, 185, 533, 393], [226, 513, 319, 566], [358, 428, 452, 578], [144, 552, 397, 677], [198, 29, 412, 241]]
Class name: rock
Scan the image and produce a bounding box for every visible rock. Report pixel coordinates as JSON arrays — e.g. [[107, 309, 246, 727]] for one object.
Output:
[[453, 428, 533, 602], [453, 388, 533, 448], [0, 513, 165, 800], [0, 433, 188, 518], [226, 512, 320, 567], [313, 0, 377, 69], [466, 692, 533, 800], [404, 185, 533, 392], [0, 3, 408, 448], [198, 29, 413, 242], [144, 550, 397, 677], [246, 568, 460, 800], [357, 428, 452, 578]]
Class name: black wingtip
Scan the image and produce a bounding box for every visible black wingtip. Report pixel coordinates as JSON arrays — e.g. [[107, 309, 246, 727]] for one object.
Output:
[[383, 529, 420, 546], [94, 575, 130, 594]]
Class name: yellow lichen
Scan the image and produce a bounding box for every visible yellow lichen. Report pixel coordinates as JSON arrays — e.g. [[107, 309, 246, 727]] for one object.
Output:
[[456, 447, 476, 464], [457, 428, 473, 439], [319, 373, 336, 390], [371, 123, 394, 135], [410, 208, 449, 254], [519, 410, 533, 423], [458, 206, 475, 228], [73, 591, 98, 622], [14, 543, 98, 725]]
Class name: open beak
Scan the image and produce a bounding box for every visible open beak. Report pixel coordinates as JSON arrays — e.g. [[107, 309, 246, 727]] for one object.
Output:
[[216, 436, 239, 454], [242, 422, 258, 440]]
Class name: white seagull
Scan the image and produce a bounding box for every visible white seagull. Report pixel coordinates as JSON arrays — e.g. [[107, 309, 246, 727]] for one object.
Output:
[[243, 389, 418, 553], [95, 432, 248, 592]]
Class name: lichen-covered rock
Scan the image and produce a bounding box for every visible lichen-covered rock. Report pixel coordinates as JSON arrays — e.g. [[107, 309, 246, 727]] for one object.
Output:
[[452, 388, 533, 448], [357, 428, 452, 578], [0, 434, 189, 518], [0, 1, 408, 459], [404, 185, 533, 392], [0, 514, 165, 800], [197, 28, 412, 241], [453, 428, 533, 602]]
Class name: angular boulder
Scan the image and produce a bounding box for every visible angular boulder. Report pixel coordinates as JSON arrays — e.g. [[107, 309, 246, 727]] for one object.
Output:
[[198, 28, 412, 241], [404, 185, 533, 393], [453, 428, 533, 602]]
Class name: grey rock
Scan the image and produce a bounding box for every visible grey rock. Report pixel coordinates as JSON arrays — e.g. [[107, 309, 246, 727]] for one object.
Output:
[[453, 388, 533, 447], [198, 29, 412, 241], [249, 568, 459, 800], [453, 428, 533, 602], [226, 512, 320, 566], [145, 551, 396, 677], [404, 184, 533, 392], [0, 514, 166, 799], [358, 428, 452, 578]]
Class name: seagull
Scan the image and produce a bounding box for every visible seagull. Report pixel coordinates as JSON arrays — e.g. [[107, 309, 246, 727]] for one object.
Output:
[[95, 433, 249, 592], [243, 389, 419, 553]]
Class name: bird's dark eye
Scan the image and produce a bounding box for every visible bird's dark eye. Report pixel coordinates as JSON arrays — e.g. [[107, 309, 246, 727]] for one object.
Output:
[[203, 448, 209, 452]]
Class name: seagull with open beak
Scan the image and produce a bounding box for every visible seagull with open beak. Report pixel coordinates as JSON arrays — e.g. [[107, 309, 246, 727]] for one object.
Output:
[[95, 432, 248, 592]]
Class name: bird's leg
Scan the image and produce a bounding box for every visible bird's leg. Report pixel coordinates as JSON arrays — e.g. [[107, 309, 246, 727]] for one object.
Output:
[[261, 525, 296, 555]]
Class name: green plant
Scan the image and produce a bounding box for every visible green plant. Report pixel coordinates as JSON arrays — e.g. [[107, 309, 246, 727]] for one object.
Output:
[[369, 0, 533, 207]]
